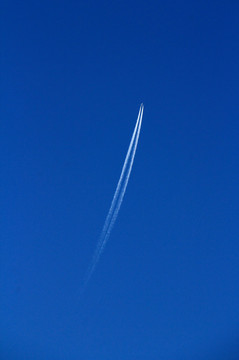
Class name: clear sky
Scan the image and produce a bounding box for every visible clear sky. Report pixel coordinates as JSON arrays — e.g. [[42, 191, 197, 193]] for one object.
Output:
[[1, 0, 239, 359]]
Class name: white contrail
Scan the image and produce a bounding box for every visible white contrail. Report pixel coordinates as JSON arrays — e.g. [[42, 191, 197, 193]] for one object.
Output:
[[94, 106, 143, 259], [83, 104, 144, 288], [92, 104, 143, 258]]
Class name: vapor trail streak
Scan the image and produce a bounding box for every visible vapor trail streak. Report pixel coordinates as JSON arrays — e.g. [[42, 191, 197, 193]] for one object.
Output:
[[83, 104, 144, 288], [92, 104, 143, 258], [94, 106, 143, 259], [91, 105, 141, 263]]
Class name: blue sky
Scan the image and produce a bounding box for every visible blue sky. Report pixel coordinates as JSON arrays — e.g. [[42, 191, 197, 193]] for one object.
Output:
[[1, 0, 239, 359]]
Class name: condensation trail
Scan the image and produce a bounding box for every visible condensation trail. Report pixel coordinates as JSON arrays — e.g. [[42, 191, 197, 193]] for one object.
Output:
[[83, 104, 144, 288], [92, 104, 143, 259], [92, 106, 143, 261]]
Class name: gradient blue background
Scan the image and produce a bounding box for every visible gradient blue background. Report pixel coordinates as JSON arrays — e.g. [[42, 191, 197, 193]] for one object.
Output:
[[1, 1, 239, 359]]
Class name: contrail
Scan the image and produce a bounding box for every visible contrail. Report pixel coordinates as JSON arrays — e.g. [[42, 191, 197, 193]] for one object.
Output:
[[82, 104, 144, 288], [95, 106, 143, 259], [91, 104, 143, 260]]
